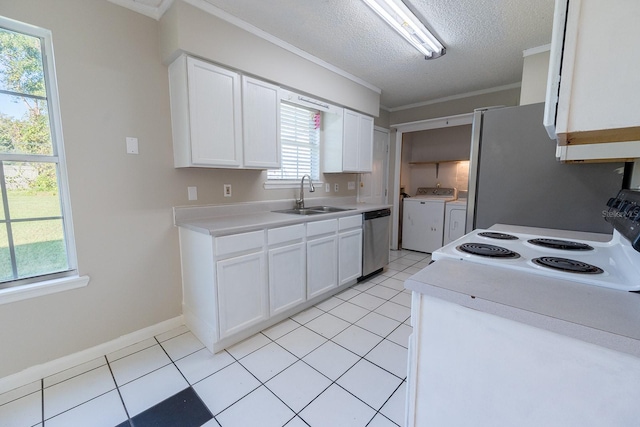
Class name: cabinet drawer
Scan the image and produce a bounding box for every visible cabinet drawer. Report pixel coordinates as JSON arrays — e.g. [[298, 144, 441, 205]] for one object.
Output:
[[268, 224, 305, 246], [215, 230, 264, 256], [339, 214, 363, 231], [306, 219, 338, 238]]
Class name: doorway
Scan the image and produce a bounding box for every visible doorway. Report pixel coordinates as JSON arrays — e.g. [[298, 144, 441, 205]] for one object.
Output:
[[390, 113, 473, 249]]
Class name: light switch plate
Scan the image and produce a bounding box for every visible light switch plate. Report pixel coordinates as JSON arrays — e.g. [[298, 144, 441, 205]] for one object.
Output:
[[348, 181, 355, 190], [224, 184, 232, 197], [325, 183, 330, 193], [187, 186, 197, 201], [126, 137, 138, 154]]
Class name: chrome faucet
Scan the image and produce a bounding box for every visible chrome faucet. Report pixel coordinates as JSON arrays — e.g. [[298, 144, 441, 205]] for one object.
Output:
[[296, 174, 315, 209]]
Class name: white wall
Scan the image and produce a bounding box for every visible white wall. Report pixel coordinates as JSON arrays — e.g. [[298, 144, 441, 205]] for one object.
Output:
[[0, 0, 359, 379]]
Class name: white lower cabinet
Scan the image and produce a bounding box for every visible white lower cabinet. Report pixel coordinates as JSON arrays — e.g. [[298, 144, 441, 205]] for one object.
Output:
[[268, 224, 306, 316], [338, 215, 363, 285], [307, 235, 339, 298], [179, 213, 365, 353], [216, 237, 268, 340], [306, 219, 339, 299]]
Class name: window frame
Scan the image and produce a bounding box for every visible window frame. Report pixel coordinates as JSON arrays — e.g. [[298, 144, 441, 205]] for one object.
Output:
[[0, 16, 86, 302], [266, 100, 322, 188]]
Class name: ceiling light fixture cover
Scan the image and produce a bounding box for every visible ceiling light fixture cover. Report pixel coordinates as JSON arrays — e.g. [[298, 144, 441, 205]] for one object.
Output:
[[362, 0, 445, 59]]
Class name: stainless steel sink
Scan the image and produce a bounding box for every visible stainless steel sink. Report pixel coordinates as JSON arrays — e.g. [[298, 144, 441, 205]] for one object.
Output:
[[272, 206, 353, 215], [305, 206, 353, 213], [272, 208, 324, 215]]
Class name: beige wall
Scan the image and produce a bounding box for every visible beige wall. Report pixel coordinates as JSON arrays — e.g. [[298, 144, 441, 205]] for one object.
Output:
[[520, 49, 551, 105], [407, 125, 472, 162], [160, 0, 380, 117], [375, 108, 391, 129], [0, 0, 359, 379], [401, 126, 472, 195], [389, 86, 521, 125]]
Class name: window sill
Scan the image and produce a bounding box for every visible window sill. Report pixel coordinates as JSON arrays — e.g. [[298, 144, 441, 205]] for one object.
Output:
[[0, 275, 90, 305], [264, 180, 324, 190]]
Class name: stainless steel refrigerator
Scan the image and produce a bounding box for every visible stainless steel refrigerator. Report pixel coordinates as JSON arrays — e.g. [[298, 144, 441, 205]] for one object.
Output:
[[466, 102, 624, 234]]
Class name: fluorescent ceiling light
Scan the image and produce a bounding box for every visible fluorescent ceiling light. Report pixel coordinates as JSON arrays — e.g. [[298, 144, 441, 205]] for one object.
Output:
[[362, 0, 445, 59]]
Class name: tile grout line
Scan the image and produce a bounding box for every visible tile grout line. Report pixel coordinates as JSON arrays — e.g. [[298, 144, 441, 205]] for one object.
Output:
[[153, 335, 217, 425], [104, 355, 133, 427], [364, 378, 405, 427], [277, 313, 404, 423], [220, 308, 385, 425], [40, 378, 44, 427], [40, 359, 123, 425]]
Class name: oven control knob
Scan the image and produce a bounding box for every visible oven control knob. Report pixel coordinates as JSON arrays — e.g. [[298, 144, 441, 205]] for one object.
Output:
[[618, 201, 630, 212], [606, 197, 617, 207], [629, 206, 640, 222]]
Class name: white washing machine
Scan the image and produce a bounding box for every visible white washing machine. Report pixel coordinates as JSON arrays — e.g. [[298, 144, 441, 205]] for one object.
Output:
[[444, 199, 467, 245], [402, 187, 456, 253]]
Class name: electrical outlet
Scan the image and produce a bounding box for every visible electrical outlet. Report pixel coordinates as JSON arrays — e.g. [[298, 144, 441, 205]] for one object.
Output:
[[334, 183, 339, 192], [325, 183, 330, 192], [224, 184, 232, 197], [187, 186, 197, 201], [126, 137, 138, 154], [348, 181, 355, 190]]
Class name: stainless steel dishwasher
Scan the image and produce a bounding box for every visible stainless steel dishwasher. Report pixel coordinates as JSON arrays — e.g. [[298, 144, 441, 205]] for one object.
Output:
[[359, 208, 391, 281]]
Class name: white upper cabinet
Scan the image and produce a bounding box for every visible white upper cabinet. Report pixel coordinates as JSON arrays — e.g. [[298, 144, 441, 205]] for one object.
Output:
[[170, 55, 242, 168], [169, 55, 281, 169], [242, 76, 281, 169], [324, 108, 374, 173], [545, 0, 640, 151]]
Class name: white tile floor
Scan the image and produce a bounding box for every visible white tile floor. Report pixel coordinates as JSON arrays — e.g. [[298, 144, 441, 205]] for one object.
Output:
[[0, 250, 429, 427]]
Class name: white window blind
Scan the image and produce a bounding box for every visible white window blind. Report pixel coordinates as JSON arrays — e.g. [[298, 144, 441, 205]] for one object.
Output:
[[268, 102, 320, 181]]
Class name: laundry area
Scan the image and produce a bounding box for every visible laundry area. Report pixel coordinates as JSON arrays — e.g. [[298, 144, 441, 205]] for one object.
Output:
[[399, 124, 471, 252]]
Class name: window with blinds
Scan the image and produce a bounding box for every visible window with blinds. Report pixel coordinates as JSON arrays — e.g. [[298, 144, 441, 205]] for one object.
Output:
[[268, 102, 320, 181]]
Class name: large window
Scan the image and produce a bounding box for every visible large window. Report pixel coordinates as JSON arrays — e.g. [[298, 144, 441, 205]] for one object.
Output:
[[268, 102, 320, 181], [0, 17, 76, 290]]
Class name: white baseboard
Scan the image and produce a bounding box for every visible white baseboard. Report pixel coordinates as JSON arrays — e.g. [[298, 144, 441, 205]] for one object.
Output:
[[0, 315, 184, 395]]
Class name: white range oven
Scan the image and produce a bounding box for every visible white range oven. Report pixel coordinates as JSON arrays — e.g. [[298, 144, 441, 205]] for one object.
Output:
[[404, 189, 640, 426], [432, 189, 640, 291]]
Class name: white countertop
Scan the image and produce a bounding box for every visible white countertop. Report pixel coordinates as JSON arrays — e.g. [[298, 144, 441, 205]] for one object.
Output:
[[174, 198, 391, 236], [405, 224, 640, 358]]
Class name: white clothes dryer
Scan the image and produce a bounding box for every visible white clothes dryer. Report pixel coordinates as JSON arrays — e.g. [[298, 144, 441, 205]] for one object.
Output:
[[444, 199, 467, 245]]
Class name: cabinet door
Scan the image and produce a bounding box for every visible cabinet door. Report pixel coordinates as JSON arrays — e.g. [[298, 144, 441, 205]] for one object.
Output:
[[217, 251, 268, 339], [268, 242, 306, 316], [358, 115, 374, 173], [342, 109, 360, 172], [554, 0, 640, 146], [187, 57, 242, 167], [307, 235, 338, 299], [338, 228, 363, 285], [242, 76, 281, 169]]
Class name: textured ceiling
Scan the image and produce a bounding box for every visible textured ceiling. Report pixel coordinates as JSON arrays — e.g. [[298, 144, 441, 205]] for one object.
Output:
[[199, 0, 555, 110], [111, 0, 555, 109]]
